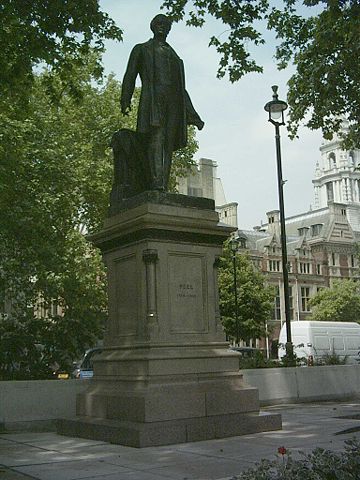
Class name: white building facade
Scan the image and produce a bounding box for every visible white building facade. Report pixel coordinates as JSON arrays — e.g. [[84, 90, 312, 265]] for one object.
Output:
[[313, 121, 360, 231], [177, 157, 238, 228], [235, 126, 360, 352]]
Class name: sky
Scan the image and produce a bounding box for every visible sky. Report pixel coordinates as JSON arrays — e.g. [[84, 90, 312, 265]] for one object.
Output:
[[99, 0, 323, 229]]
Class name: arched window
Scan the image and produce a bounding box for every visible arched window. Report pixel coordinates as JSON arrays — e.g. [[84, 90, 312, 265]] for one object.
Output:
[[329, 152, 336, 168], [349, 151, 355, 166], [326, 182, 334, 202], [238, 237, 247, 249]]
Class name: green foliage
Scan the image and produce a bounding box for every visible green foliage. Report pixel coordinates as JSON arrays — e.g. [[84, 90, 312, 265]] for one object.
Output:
[[279, 341, 306, 367], [0, 68, 116, 378], [0, 1, 198, 380], [234, 438, 360, 479], [280, 351, 305, 368], [315, 353, 347, 366], [218, 242, 274, 342], [268, 1, 360, 149], [309, 280, 360, 323], [168, 126, 198, 192], [238, 350, 279, 369], [162, 1, 360, 147], [0, 0, 122, 102], [161, 0, 268, 81], [0, 54, 198, 379]]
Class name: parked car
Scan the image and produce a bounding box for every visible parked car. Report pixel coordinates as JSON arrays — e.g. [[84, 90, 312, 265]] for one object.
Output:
[[72, 347, 103, 379], [53, 370, 70, 380]]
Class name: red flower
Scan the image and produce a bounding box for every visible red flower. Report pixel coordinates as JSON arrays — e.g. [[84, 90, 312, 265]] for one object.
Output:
[[278, 446, 287, 455]]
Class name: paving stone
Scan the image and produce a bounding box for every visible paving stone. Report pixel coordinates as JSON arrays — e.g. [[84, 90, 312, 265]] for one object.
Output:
[[0, 402, 359, 480]]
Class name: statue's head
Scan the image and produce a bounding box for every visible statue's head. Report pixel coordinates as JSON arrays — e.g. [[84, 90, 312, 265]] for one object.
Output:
[[150, 14, 172, 37]]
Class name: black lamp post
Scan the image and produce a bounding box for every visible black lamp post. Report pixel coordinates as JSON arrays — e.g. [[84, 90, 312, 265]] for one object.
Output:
[[264, 85, 293, 358], [230, 237, 240, 345]]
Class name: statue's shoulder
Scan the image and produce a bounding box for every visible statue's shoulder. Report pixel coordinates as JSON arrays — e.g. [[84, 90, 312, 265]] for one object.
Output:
[[167, 43, 182, 62], [129, 40, 152, 60], [132, 39, 153, 51]]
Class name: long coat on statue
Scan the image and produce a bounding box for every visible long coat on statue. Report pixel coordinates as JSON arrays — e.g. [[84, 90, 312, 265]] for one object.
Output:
[[121, 38, 202, 152]]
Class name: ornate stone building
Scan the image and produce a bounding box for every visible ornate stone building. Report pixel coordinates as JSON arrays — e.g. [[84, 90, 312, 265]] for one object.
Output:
[[235, 126, 360, 349], [313, 120, 360, 231]]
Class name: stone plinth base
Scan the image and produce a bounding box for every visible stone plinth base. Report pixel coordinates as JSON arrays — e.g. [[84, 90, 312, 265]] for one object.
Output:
[[57, 192, 282, 446], [57, 411, 281, 448]]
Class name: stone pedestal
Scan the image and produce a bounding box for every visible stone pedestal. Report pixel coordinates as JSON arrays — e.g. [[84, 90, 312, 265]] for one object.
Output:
[[57, 192, 281, 446]]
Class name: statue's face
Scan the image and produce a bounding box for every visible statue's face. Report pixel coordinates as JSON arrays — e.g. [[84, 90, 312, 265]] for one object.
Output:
[[152, 18, 171, 38]]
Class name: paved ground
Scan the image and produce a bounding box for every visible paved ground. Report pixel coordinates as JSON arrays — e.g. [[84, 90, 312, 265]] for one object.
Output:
[[1, 402, 360, 480]]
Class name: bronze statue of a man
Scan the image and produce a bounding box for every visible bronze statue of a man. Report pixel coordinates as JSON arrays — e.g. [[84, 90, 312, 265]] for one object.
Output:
[[121, 14, 204, 191]]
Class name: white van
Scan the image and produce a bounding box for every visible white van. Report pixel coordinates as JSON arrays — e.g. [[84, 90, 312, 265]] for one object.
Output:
[[278, 321, 360, 364]]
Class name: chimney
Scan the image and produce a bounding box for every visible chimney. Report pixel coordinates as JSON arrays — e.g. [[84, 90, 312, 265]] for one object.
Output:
[[266, 210, 280, 234]]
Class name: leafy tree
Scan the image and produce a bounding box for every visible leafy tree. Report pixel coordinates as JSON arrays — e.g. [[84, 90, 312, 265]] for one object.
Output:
[[161, 1, 360, 148], [268, 1, 360, 149], [0, 2, 198, 379], [0, 55, 198, 379], [309, 279, 360, 323], [0, 0, 122, 101], [218, 242, 274, 342]]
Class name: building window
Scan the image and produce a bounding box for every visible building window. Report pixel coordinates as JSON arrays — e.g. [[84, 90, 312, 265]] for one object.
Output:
[[350, 255, 355, 268], [239, 237, 247, 249], [301, 287, 311, 312], [331, 253, 336, 266], [187, 187, 203, 197], [329, 152, 336, 168], [288, 286, 294, 320], [268, 260, 281, 272], [274, 287, 281, 321], [316, 264, 322, 275], [311, 224, 323, 236], [299, 262, 311, 274], [349, 151, 354, 166], [298, 228, 309, 237], [326, 182, 334, 202], [51, 301, 59, 316]]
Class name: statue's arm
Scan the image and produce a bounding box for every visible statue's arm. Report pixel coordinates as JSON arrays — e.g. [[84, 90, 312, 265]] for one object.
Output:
[[184, 90, 204, 130], [121, 45, 141, 115]]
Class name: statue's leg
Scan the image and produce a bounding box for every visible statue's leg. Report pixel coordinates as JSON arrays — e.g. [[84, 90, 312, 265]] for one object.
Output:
[[163, 102, 179, 190], [147, 127, 166, 191]]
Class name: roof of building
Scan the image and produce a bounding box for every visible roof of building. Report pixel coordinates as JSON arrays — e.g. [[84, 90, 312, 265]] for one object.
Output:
[[237, 201, 357, 254]]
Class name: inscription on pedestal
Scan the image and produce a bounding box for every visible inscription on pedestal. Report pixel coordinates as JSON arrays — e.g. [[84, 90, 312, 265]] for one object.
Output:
[[168, 253, 208, 333]]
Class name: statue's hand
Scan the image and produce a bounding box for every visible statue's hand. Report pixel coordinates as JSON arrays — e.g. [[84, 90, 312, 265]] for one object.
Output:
[[121, 104, 131, 116], [195, 119, 205, 131]]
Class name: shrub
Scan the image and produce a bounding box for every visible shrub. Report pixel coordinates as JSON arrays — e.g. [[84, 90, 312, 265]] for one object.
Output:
[[239, 350, 280, 369], [230, 438, 360, 479], [315, 353, 348, 366]]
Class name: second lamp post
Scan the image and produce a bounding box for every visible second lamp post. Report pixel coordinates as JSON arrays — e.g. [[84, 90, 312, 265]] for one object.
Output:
[[264, 85, 293, 358], [230, 237, 240, 346]]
